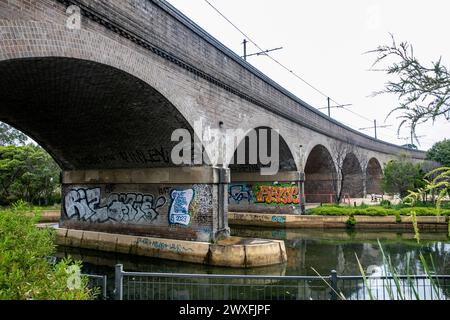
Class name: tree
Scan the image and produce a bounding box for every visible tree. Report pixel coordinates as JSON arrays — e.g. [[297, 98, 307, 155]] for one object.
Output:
[[0, 122, 27, 146], [368, 34, 450, 139], [0, 145, 60, 205], [330, 139, 367, 203], [426, 139, 450, 167], [381, 158, 424, 198]]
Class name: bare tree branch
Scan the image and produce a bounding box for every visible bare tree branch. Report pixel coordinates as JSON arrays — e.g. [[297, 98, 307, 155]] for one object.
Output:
[[366, 34, 450, 141]]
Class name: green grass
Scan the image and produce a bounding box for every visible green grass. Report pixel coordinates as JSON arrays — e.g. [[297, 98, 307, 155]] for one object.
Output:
[[307, 205, 450, 217], [0, 203, 61, 213]]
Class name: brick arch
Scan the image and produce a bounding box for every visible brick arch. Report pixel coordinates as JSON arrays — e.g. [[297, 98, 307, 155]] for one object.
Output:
[[0, 57, 207, 169], [366, 157, 383, 194], [341, 153, 364, 198], [228, 126, 297, 173], [304, 144, 337, 203]]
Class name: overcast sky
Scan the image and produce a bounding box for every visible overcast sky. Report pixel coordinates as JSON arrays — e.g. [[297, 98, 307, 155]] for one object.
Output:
[[166, 0, 450, 150]]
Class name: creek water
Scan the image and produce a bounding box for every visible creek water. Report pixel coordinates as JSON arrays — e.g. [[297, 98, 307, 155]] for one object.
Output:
[[55, 227, 450, 299], [56, 227, 450, 276]]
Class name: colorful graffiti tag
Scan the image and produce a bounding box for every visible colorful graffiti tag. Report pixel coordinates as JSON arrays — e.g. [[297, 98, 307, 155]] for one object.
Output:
[[228, 184, 253, 204], [254, 184, 300, 205], [228, 183, 301, 206], [168, 189, 194, 226]]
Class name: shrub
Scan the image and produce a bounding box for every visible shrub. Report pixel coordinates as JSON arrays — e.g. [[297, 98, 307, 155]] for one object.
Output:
[[0, 204, 96, 300], [380, 199, 391, 208], [346, 216, 356, 228], [309, 205, 449, 217]]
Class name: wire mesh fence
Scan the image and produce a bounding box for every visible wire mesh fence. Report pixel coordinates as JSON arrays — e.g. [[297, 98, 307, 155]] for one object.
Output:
[[83, 274, 108, 300], [112, 265, 450, 300]]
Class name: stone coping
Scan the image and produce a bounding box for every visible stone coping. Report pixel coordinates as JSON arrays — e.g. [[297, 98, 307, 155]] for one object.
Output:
[[47, 227, 287, 268], [229, 212, 448, 230], [62, 167, 230, 184]]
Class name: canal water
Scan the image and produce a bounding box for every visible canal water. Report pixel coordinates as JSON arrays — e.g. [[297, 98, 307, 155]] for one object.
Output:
[[55, 227, 450, 299], [56, 227, 450, 276]]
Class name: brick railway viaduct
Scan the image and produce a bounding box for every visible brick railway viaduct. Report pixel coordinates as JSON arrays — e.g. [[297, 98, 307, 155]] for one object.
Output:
[[0, 0, 426, 243]]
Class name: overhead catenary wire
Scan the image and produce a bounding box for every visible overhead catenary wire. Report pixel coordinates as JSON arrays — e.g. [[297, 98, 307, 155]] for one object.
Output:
[[200, 0, 440, 148], [202, 0, 374, 125]]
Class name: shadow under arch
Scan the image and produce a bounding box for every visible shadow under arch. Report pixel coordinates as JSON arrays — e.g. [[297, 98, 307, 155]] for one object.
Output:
[[342, 152, 364, 198], [366, 157, 383, 195], [304, 144, 337, 203], [0, 57, 208, 170], [228, 126, 297, 173]]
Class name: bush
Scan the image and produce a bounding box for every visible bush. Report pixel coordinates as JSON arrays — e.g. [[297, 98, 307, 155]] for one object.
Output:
[[380, 199, 391, 208], [346, 215, 356, 228], [0, 204, 96, 300], [308, 205, 450, 217]]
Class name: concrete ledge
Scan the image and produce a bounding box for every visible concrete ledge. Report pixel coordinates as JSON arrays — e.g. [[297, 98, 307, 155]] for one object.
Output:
[[62, 167, 229, 184], [231, 171, 302, 182], [52, 227, 287, 268], [229, 212, 449, 230]]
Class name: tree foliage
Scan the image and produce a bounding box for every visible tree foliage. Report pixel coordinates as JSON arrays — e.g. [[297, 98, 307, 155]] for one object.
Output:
[[0, 203, 97, 299], [0, 122, 27, 146], [0, 145, 60, 205], [368, 34, 450, 139], [426, 139, 450, 167], [381, 158, 424, 198]]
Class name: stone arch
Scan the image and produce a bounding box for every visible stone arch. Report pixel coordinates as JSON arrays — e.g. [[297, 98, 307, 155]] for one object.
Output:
[[366, 157, 383, 195], [228, 126, 297, 173], [304, 145, 337, 203], [341, 153, 364, 198], [0, 57, 208, 169]]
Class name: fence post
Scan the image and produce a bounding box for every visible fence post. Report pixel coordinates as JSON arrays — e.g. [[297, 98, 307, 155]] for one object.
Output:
[[102, 275, 108, 300], [330, 270, 338, 300], [114, 264, 123, 300]]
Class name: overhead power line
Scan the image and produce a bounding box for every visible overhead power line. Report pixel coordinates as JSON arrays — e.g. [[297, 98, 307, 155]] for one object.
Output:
[[202, 0, 390, 131], [203, 1, 341, 103]]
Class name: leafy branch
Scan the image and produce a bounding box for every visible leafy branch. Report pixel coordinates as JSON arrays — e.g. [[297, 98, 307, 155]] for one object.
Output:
[[367, 34, 450, 140]]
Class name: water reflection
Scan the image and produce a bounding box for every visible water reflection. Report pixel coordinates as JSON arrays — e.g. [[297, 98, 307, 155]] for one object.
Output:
[[231, 227, 450, 277], [55, 227, 450, 300]]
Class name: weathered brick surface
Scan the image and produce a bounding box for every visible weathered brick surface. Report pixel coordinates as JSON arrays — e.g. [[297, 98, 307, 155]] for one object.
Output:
[[0, 0, 428, 216]]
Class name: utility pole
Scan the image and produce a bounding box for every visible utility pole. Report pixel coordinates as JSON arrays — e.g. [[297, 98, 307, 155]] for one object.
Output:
[[242, 38, 282, 60], [359, 120, 391, 140], [328, 97, 331, 117], [374, 119, 377, 140], [318, 98, 352, 117]]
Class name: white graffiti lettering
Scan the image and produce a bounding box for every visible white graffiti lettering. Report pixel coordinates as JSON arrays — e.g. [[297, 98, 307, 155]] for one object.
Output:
[[64, 188, 166, 223]]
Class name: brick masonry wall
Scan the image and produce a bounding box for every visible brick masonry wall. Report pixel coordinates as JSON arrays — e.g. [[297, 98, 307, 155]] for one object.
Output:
[[0, 1, 426, 178], [61, 183, 218, 241]]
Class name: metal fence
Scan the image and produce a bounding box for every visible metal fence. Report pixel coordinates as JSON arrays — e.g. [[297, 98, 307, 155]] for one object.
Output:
[[112, 264, 450, 300], [83, 274, 108, 300]]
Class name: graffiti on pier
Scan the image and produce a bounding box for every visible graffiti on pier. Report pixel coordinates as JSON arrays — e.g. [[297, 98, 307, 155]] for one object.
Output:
[[228, 184, 253, 204], [137, 238, 194, 254], [254, 184, 300, 205], [168, 189, 194, 226], [228, 183, 301, 206], [64, 188, 166, 223]]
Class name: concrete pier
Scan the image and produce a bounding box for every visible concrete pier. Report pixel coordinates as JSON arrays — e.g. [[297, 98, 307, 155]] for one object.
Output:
[[53, 227, 287, 268]]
